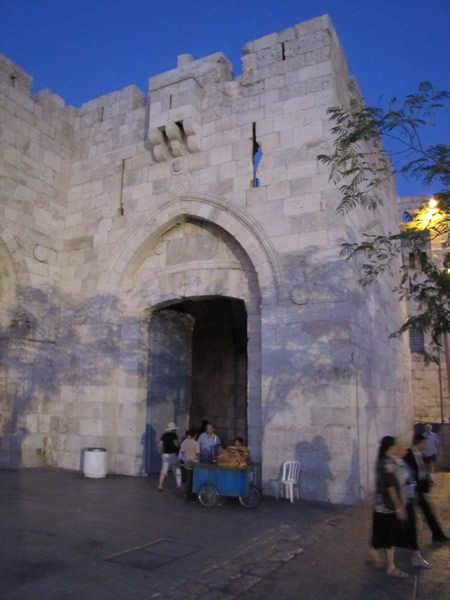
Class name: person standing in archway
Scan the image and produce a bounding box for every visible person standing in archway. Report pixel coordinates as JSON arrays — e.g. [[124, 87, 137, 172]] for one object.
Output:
[[158, 422, 181, 491], [423, 424, 439, 482], [198, 423, 222, 463], [195, 419, 209, 441]]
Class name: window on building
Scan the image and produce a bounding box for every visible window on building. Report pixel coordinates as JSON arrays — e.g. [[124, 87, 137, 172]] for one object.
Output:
[[402, 249, 428, 271], [409, 328, 425, 354]]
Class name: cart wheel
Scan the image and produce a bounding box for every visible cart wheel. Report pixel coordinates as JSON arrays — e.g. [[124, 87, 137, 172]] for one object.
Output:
[[239, 486, 261, 509], [198, 484, 219, 507]]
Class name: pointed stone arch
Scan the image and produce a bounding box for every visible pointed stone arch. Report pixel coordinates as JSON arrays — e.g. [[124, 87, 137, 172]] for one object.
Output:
[[97, 193, 276, 471], [99, 192, 284, 304]]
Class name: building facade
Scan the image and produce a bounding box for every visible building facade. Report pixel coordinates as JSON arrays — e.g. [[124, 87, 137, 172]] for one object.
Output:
[[0, 15, 413, 503], [398, 195, 450, 423]]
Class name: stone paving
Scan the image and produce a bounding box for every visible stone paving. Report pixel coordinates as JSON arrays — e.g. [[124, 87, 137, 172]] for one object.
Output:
[[1, 468, 449, 600]]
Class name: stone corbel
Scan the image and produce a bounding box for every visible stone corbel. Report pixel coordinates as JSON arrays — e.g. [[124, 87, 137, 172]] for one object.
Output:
[[165, 123, 183, 143], [183, 118, 201, 153], [149, 127, 171, 162], [165, 123, 184, 157], [149, 119, 201, 161]]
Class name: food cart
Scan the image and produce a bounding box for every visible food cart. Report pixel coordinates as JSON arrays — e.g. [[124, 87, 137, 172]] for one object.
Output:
[[192, 462, 261, 508]]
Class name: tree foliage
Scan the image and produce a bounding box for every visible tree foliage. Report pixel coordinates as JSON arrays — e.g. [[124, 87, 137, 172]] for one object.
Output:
[[318, 82, 450, 360]]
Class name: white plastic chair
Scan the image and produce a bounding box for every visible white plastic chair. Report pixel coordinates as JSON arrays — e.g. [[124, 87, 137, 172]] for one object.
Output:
[[276, 461, 301, 503]]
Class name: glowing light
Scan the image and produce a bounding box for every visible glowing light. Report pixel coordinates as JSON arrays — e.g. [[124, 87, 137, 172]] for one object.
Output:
[[412, 198, 442, 229]]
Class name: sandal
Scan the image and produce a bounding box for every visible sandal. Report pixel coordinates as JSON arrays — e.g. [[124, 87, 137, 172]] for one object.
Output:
[[387, 568, 409, 578]]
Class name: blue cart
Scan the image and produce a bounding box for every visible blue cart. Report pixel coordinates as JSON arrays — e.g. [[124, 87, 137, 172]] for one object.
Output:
[[192, 463, 261, 508]]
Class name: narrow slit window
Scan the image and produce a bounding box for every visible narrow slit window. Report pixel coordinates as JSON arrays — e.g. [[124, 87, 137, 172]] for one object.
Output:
[[281, 42, 286, 61], [118, 159, 125, 216], [252, 122, 262, 188]]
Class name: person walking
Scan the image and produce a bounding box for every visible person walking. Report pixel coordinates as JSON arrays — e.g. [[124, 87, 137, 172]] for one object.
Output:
[[404, 433, 450, 543], [178, 428, 200, 501], [158, 422, 182, 491], [393, 439, 431, 569], [371, 436, 409, 577]]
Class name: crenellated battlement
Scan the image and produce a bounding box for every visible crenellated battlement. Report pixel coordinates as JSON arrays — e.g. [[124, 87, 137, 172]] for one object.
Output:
[[0, 54, 33, 94]]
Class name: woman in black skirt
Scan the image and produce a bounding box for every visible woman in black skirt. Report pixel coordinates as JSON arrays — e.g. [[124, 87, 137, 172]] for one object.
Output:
[[371, 436, 409, 577]]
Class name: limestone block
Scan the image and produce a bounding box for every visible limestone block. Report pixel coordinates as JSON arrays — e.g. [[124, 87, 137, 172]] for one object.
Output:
[[7, 85, 36, 114], [232, 140, 252, 162], [264, 75, 285, 91], [218, 161, 237, 179], [271, 233, 301, 254], [257, 132, 279, 153], [311, 173, 334, 193], [203, 132, 224, 151], [198, 166, 218, 185], [210, 145, 232, 165], [201, 121, 216, 137], [259, 166, 286, 186], [246, 187, 267, 207], [267, 181, 290, 202], [292, 30, 331, 57], [296, 14, 332, 36], [286, 161, 318, 180], [248, 95, 261, 110], [283, 92, 316, 111], [237, 107, 264, 126], [80, 419, 104, 437], [232, 174, 253, 192]]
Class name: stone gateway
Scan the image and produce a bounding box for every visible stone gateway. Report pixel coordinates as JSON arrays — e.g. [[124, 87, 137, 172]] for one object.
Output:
[[0, 15, 413, 503]]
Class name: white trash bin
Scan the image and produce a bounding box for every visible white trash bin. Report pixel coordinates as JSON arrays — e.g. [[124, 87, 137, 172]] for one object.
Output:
[[84, 447, 108, 479]]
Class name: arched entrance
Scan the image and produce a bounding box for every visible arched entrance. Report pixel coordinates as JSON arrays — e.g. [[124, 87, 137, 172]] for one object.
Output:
[[145, 296, 247, 473], [104, 194, 281, 476]]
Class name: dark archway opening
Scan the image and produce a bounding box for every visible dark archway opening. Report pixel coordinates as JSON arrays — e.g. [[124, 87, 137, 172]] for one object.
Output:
[[146, 296, 248, 472]]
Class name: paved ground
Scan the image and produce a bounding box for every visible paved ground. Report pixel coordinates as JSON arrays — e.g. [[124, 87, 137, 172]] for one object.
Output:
[[1, 467, 449, 600]]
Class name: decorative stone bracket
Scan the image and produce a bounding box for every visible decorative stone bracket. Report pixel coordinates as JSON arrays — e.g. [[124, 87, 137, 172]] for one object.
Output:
[[149, 118, 200, 162]]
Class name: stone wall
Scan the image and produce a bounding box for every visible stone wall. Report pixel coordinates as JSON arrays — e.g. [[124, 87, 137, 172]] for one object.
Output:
[[397, 195, 450, 423], [0, 15, 414, 503], [0, 54, 76, 468]]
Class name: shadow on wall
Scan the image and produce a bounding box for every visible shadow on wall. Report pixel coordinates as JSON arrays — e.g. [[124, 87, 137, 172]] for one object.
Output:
[[0, 287, 60, 468], [0, 286, 244, 473], [0, 288, 128, 470], [295, 437, 334, 502], [260, 249, 404, 503]]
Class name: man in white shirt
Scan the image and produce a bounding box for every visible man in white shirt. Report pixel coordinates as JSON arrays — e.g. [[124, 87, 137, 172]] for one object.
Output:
[[423, 423, 439, 481], [198, 423, 222, 463]]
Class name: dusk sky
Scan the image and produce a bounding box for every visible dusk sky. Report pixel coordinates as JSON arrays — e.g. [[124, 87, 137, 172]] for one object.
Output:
[[1, 0, 448, 197]]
